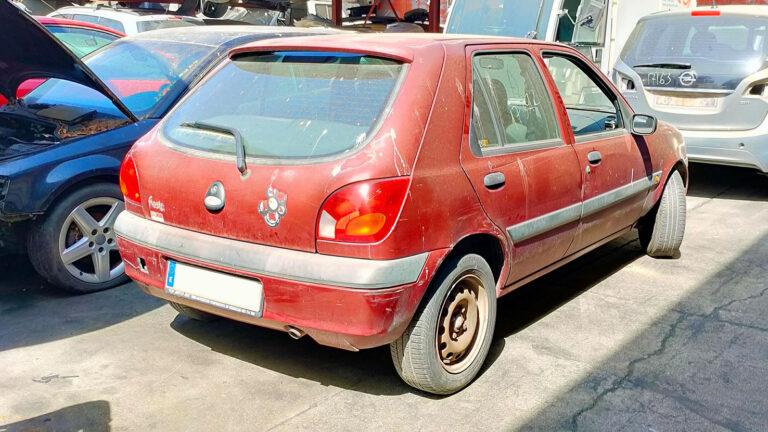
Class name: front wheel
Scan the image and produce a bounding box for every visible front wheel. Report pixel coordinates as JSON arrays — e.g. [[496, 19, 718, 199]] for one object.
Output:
[[639, 170, 686, 258], [390, 254, 497, 395], [28, 183, 128, 294]]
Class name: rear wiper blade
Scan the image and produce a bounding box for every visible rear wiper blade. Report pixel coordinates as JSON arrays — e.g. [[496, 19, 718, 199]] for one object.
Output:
[[633, 62, 692, 69], [181, 121, 247, 174]]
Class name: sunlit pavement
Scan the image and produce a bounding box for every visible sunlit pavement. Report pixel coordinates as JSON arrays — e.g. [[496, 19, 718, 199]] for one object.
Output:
[[1, 164, 766, 431]]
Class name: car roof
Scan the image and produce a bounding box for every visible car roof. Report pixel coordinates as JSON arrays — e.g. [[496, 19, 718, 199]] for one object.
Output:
[[126, 25, 342, 46], [644, 5, 768, 20], [34, 16, 126, 37], [229, 33, 556, 62]]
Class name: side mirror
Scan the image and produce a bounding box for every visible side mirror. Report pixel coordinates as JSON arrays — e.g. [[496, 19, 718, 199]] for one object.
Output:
[[631, 114, 657, 135]]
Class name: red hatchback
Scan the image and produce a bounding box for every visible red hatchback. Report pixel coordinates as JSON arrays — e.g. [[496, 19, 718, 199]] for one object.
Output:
[[115, 34, 688, 394]]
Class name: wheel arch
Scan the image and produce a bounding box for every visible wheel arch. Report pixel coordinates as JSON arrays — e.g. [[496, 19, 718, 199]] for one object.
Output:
[[41, 173, 120, 215], [440, 233, 506, 288]]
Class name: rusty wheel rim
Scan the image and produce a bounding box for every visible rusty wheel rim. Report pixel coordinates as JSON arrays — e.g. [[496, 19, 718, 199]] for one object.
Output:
[[435, 273, 488, 373]]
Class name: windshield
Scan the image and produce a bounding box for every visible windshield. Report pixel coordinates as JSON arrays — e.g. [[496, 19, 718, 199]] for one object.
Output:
[[23, 39, 215, 119], [163, 52, 404, 160], [445, 0, 555, 38], [621, 16, 768, 90]]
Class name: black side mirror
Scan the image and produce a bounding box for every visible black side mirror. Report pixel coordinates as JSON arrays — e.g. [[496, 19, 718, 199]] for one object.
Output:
[[631, 114, 657, 135]]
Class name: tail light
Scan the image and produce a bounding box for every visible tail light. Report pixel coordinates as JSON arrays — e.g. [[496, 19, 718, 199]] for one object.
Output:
[[317, 177, 410, 243], [119, 152, 141, 205], [692, 10, 720, 16]]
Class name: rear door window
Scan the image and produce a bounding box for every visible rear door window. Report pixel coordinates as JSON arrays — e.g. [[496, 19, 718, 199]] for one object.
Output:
[[163, 52, 404, 161], [470, 52, 560, 153], [543, 53, 621, 137]]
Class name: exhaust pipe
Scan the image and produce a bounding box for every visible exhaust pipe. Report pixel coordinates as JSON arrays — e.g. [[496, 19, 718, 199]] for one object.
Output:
[[286, 326, 305, 340]]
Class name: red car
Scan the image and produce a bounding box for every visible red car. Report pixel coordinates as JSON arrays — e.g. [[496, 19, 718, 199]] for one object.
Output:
[[0, 17, 124, 105], [115, 34, 688, 394]]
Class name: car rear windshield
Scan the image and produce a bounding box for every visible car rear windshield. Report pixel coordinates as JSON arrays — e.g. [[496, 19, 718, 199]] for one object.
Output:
[[163, 52, 404, 160], [621, 16, 768, 90]]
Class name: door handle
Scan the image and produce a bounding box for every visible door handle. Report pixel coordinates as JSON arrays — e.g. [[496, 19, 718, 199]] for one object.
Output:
[[483, 172, 506, 190], [587, 151, 602, 165]]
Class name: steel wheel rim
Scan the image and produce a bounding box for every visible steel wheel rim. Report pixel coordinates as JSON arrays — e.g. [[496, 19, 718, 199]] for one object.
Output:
[[57, 197, 124, 284], [435, 273, 488, 374]]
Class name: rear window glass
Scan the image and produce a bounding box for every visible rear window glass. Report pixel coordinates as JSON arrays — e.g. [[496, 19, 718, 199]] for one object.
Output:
[[621, 16, 768, 90], [163, 52, 404, 160]]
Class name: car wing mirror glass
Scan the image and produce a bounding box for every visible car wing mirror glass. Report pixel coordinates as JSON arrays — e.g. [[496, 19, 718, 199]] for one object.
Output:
[[631, 114, 657, 136]]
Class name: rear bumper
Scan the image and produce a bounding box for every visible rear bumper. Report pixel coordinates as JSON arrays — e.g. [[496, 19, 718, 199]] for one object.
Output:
[[115, 211, 447, 351], [681, 129, 768, 173]]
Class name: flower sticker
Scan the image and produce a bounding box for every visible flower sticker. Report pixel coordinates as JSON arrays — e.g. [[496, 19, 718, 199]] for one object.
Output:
[[258, 187, 287, 227]]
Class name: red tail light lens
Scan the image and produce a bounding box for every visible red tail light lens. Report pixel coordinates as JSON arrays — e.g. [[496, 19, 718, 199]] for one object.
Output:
[[119, 153, 141, 204], [317, 177, 410, 243]]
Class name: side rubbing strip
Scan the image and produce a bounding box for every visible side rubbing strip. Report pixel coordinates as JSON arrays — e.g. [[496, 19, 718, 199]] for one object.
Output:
[[506, 171, 662, 243], [507, 202, 582, 243], [582, 171, 662, 217]]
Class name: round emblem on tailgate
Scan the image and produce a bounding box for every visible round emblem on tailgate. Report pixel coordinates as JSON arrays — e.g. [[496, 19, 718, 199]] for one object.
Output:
[[679, 71, 698, 87], [204, 181, 225, 212]]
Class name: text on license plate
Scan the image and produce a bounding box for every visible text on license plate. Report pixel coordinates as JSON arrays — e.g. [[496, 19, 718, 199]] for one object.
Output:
[[165, 261, 263, 317], [655, 95, 718, 108]]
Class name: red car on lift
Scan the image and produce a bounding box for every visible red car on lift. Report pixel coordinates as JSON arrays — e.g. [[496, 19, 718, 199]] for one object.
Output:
[[115, 34, 688, 394], [0, 16, 124, 106]]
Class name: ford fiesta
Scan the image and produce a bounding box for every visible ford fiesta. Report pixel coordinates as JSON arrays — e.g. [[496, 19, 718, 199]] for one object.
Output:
[[115, 34, 688, 394]]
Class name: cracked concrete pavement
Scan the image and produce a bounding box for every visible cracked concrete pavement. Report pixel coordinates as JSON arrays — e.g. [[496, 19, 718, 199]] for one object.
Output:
[[1, 164, 766, 431]]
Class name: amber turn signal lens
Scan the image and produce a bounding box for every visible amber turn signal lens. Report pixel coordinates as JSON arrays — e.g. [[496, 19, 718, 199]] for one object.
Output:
[[345, 213, 387, 236]]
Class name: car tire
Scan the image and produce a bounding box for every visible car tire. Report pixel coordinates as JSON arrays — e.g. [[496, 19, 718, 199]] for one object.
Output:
[[390, 254, 497, 395], [28, 183, 128, 294], [168, 301, 220, 321], [639, 170, 686, 258], [202, 0, 228, 18]]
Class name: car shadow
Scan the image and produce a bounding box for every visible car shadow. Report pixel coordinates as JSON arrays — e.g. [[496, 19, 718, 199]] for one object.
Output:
[[172, 232, 645, 398], [0, 400, 111, 432], [0, 254, 165, 352], [687, 163, 768, 202]]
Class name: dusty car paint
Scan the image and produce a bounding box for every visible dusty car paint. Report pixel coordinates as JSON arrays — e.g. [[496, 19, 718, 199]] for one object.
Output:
[[115, 34, 687, 351]]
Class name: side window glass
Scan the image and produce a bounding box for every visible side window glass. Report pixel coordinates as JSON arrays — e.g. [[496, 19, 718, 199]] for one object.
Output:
[[471, 69, 501, 150], [543, 54, 620, 137], [98, 17, 126, 34], [73, 14, 100, 25], [471, 53, 560, 152]]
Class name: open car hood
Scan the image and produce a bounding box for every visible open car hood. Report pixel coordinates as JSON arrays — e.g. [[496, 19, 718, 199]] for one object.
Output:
[[0, 0, 137, 122]]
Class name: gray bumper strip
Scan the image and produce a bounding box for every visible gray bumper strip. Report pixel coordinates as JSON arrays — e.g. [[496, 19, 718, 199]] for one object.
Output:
[[114, 211, 428, 290]]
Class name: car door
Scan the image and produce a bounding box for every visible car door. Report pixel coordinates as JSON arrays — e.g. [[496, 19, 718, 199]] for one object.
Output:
[[460, 46, 583, 285], [541, 50, 651, 254]]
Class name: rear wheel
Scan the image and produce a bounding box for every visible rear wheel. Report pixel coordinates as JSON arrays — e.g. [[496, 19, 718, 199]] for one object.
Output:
[[168, 301, 221, 321], [390, 254, 497, 395], [28, 183, 128, 294], [639, 170, 686, 257]]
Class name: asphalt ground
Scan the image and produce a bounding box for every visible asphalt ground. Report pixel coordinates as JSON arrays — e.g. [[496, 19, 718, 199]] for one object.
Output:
[[1, 163, 766, 432]]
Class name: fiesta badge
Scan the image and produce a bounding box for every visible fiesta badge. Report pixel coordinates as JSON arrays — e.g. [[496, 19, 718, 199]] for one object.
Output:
[[258, 187, 287, 227]]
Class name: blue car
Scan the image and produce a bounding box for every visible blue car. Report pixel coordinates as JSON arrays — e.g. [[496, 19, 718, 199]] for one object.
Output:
[[0, 2, 335, 293]]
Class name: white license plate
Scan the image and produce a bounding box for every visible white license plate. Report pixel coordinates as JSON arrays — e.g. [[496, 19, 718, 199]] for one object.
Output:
[[655, 95, 718, 108], [165, 261, 263, 317]]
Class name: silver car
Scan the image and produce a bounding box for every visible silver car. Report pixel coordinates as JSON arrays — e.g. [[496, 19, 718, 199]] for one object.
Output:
[[613, 6, 768, 172]]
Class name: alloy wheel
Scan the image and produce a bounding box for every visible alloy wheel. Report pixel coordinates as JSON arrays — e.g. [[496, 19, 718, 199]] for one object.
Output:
[[57, 197, 124, 284]]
